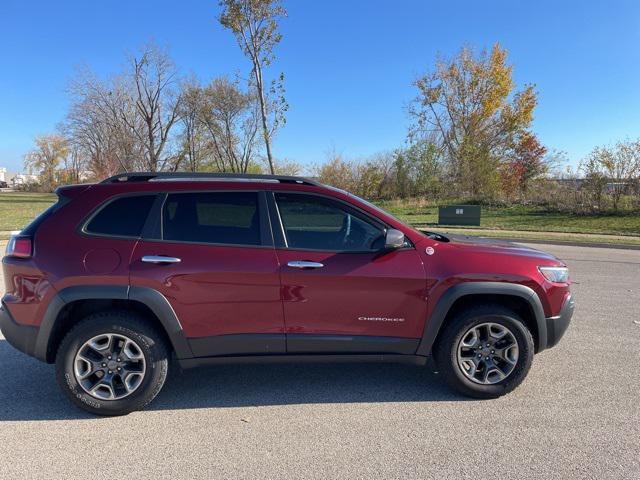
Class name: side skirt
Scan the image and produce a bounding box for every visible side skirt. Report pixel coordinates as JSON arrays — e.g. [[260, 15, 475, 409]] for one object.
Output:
[[186, 333, 420, 358], [286, 334, 419, 355], [178, 353, 428, 369]]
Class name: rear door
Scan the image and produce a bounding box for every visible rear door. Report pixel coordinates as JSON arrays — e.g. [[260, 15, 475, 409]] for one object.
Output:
[[270, 192, 427, 354], [130, 190, 285, 357]]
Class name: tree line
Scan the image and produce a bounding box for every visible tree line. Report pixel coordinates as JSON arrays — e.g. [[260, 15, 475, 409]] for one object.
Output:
[[25, 0, 287, 182], [22, 1, 640, 214]]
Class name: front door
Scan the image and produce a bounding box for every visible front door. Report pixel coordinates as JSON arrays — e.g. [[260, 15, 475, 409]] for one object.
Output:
[[130, 190, 285, 357], [270, 192, 428, 354]]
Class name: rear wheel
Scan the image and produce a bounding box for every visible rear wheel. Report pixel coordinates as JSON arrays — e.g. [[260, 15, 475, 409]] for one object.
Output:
[[433, 304, 534, 398], [55, 310, 169, 416]]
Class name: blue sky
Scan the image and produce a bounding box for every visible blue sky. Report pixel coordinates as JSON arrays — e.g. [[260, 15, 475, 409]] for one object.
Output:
[[1, 0, 639, 172]]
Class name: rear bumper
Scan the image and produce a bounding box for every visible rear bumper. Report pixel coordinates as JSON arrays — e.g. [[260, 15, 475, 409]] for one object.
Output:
[[544, 294, 575, 349], [0, 301, 39, 358]]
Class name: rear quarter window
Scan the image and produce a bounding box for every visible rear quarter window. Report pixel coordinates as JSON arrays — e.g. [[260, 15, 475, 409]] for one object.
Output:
[[84, 195, 156, 238]]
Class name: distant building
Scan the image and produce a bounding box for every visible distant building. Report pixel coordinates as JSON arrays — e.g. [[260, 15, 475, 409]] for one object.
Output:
[[550, 177, 638, 195], [0, 167, 39, 187]]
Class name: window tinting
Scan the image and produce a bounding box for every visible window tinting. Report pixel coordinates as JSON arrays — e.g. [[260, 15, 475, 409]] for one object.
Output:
[[275, 193, 385, 251], [162, 192, 261, 246], [85, 195, 156, 237]]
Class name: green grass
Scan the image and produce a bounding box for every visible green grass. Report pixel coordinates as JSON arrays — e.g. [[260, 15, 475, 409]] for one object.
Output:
[[1, 192, 639, 245], [0, 192, 56, 231], [377, 199, 640, 236]]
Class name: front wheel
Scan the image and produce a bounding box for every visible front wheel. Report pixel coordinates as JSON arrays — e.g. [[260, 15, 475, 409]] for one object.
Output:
[[55, 310, 169, 416], [433, 304, 535, 399]]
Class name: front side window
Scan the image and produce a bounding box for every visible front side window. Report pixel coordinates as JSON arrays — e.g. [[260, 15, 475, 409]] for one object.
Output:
[[162, 192, 261, 246], [275, 193, 385, 251], [85, 195, 156, 238]]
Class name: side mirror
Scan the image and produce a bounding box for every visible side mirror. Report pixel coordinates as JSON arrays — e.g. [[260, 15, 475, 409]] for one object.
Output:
[[384, 228, 405, 249]]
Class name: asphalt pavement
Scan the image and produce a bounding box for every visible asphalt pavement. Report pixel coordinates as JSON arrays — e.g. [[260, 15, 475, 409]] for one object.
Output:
[[0, 243, 638, 479]]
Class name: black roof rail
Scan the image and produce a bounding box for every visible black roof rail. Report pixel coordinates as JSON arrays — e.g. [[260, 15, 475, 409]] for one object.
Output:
[[100, 171, 321, 186]]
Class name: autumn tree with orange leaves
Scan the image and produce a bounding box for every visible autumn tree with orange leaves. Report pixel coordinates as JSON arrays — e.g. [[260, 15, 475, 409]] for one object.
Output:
[[501, 132, 548, 198], [410, 44, 538, 199]]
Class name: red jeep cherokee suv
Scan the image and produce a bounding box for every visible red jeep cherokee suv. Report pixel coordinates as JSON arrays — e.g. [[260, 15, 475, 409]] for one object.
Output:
[[1, 172, 574, 415]]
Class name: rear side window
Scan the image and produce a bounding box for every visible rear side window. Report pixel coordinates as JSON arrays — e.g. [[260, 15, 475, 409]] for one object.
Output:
[[85, 195, 156, 238], [162, 192, 261, 246]]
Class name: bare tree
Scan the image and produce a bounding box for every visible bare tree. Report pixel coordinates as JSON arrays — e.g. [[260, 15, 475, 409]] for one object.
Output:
[[219, 0, 288, 174], [583, 139, 640, 211], [64, 44, 182, 176], [62, 144, 87, 183], [198, 77, 260, 173], [125, 43, 183, 171], [177, 78, 210, 172], [64, 69, 143, 177]]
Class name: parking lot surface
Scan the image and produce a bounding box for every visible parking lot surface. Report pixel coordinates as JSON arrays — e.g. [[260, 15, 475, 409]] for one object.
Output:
[[0, 243, 638, 479]]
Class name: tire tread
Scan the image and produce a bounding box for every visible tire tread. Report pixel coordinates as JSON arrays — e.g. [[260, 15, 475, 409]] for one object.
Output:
[[55, 309, 169, 416]]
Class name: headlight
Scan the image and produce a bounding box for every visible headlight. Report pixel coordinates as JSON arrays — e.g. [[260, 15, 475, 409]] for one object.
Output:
[[538, 266, 569, 284]]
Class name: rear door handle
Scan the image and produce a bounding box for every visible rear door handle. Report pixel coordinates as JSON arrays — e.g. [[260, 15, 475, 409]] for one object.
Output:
[[287, 260, 324, 269], [141, 255, 182, 264]]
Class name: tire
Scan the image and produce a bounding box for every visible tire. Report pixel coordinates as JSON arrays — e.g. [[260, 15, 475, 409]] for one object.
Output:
[[55, 310, 169, 416], [433, 304, 535, 399]]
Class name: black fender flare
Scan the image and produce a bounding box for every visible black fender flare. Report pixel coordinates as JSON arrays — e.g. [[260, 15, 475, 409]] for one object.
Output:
[[34, 285, 193, 362], [415, 282, 548, 356], [128, 286, 193, 359]]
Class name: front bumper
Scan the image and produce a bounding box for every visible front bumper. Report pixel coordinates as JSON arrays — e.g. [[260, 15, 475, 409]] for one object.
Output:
[[544, 294, 575, 349], [0, 301, 39, 358]]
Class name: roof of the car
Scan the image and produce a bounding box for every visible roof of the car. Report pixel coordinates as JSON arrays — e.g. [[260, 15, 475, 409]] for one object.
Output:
[[100, 172, 322, 187]]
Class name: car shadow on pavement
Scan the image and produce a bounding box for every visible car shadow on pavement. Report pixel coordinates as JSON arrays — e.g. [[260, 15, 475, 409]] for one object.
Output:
[[0, 340, 466, 421]]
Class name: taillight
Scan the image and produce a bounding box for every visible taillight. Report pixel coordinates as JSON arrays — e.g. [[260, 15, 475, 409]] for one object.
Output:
[[6, 235, 32, 258]]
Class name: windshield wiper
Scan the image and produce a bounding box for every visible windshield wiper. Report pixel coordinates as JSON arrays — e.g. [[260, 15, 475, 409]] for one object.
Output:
[[423, 231, 450, 242]]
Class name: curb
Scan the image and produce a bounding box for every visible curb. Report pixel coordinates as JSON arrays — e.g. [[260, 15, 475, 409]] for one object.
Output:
[[417, 228, 640, 250], [482, 237, 640, 251]]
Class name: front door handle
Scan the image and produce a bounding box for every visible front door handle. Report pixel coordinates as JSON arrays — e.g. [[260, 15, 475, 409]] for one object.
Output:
[[287, 260, 324, 269], [141, 255, 182, 264]]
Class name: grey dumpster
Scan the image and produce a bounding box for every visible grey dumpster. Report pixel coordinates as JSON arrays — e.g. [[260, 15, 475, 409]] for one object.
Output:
[[438, 205, 481, 226]]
